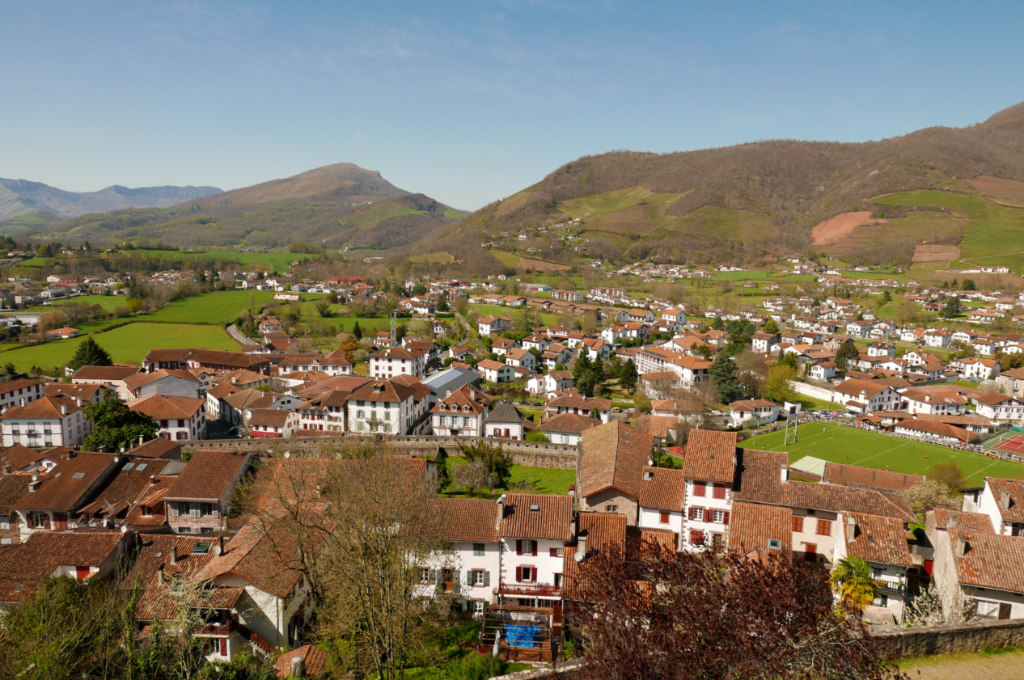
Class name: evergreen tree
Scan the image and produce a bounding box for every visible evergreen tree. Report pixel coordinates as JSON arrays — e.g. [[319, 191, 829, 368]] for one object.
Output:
[[710, 354, 742, 404], [572, 350, 591, 379], [620, 359, 639, 394], [68, 337, 112, 371], [352, 321, 363, 340], [762, 319, 780, 335], [942, 297, 962, 319], [834, 341, 859, 372]]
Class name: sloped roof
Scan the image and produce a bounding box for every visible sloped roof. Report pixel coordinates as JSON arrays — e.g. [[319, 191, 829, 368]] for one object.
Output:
[[0, 531, 125, 603], [949, 528, 1024, 594], [72, 365, 140, 381], [728, 501, 792, 560], [538, 412, 599, 435], [843, 512, 913, 567], [638, 466, 686, 511], [821, 463, 924, 493], [429, 497, 498, 543], [348, 380, 416, 404], [12, 452, 117, 513], [579, 421, 653, 500], [129, 395, 205, 420], [498, 493, 572, 541], [930, 508, 994, 534], [164, 450, 250, 502], [1, 395, 81, 420], [681, 429, 737, 484], [985, 477, 1024, 523]]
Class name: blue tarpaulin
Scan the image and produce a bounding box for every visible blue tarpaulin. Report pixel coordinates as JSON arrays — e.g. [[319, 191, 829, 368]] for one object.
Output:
[[504, 624, 540, 648]]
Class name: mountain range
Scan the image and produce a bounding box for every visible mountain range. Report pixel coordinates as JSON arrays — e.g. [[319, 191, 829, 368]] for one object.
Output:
[[5, 102, 1024, 269], [0, 179, 221, 222]]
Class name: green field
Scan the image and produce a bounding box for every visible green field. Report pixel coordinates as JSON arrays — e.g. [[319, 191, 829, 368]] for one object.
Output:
[[27, 295, 129, 314], [145, 290, 276, 323], [128, 249, 316, 272], [468, 303, 561, 328], [0, 322, 238, 373], [740, 422, 1024, 487], [443, 458, 575, 496], [873, 190, 1024, 269]]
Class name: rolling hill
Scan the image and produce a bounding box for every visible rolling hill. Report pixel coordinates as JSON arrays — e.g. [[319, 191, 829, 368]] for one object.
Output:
[[419, 101, 1024, 269], [5, 163, 465, 250], [0, 179, 221, 222]]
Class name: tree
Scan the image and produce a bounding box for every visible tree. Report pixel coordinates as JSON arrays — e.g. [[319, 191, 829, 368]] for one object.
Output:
[[457, 440, 512, 490], [571, 547, 902, 680], [710, 354, 742, 404], [926, 461, 967, 493], [764, 364, 797, 404], [829, 556, 877, 614], [82, 397, 158, 452], [315, 300, 332, 317], [961, 278, 976, 291], [316, 455, 448, 680], [942, 297, 962, 319], [352, 321, 363, 340], [834, 341, 859, 372], [68, 337, 112, 370], [619, 358, 639, 394], [762, 318, 780, 335]]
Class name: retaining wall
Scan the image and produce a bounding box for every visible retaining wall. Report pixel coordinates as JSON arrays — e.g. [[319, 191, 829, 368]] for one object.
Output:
[[871, 618, 1024, 659], [183, 435, 579, 469]]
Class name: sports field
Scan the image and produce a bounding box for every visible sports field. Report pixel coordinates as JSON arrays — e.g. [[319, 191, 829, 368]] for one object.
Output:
[[992, 433, 1024, 455], [739, 422, 1024, 487]]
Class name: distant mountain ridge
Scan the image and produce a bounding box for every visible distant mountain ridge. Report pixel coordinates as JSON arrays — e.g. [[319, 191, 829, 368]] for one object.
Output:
[[418, 100, 1024, 269], [0, 178, 222, 222], [2, 163, 464, 251]]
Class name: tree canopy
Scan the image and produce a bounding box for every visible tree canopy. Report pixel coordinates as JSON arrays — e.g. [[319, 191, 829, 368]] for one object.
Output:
[[68, 337, 113, 370], [83, 397, 159, 452]]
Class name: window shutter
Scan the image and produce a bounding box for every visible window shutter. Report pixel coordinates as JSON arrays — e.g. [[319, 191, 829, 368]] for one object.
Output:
[[429, 568, 436, 583], [484, 570, 490, 587], [688, 507, 694, 520], [516, 566, 522, 582], [531, 541, 537, 556], [26, 514, 34, 529], [516, 540, 523, 556], [723, 511, 730, 526], [466, 569, 472, 586]]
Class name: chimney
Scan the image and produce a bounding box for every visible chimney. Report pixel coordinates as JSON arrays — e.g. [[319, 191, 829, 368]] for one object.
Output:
[[170, 549, 179, 565], [845, 515, 856, 540], [1001, 490, 1012, 511], [643, 468, 653, 480], [1, 463, 8, 475], [575, 533, 588, 561], [781, 466, 790, 483], [948, 514, 958, 528], [28, 474, 40, 493], [290, 655, 306, 679], [496, 494, 506, 527], [76, 397, 82, 408], [956, 536, 968, 557], [216, 534, 225, 556], [61, 403, 67, 416], [139, 435, 144, 446]]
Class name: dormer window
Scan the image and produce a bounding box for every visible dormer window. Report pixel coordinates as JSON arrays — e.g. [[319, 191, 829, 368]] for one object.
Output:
[[529, 503, 540, 512]]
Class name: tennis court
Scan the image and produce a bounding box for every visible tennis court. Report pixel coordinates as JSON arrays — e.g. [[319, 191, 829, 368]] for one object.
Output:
[[993, 434, 1024, 455]]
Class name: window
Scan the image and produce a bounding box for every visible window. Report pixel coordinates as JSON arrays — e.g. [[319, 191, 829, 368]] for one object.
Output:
[[473, 600, 486, 615], [803, 544, 817, 562], [792, 516, 803, 532], [816, 519, 831, 536], [549, 547, 564, 558], [554, 573, 563, 587], [768, 539, 782, 550], [712, 485, 727, 500], [518, 566, 535, 582], [605, 504, 618, 512], [692, 481, 706, 497], [472, 570, 486, 586], [691, 507, 704, 522], [689, 530, 704, 546], [712, 509, 725, 524], [660, 511, 670, 524], [473, 542, 485, 556], [419, 567, 431, 584], [0, 515, 9, 530]]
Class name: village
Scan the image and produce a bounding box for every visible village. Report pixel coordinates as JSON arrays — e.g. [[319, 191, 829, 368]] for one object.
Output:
[[0, 257, 1024, 676]]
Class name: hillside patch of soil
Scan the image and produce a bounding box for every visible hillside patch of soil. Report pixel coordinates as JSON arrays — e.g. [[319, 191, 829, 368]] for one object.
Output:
[[966, 175, 1024, 203], [912, 244, 960, 263], [518, 255, 569, 271], [811, 211, 884, 246]]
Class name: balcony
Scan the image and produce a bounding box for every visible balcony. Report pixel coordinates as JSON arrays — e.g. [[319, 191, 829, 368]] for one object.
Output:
[[499, 581, 562, 598], [873, 579, 905, 593]]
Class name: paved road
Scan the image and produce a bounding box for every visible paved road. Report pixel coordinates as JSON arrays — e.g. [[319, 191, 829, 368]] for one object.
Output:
[[227, 324, 260, 348]]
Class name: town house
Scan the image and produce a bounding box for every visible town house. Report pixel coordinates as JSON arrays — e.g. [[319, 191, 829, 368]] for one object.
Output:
[[497, 493, 572, 609], [163, 450, 252, 534], [1, 395, 90, 448]]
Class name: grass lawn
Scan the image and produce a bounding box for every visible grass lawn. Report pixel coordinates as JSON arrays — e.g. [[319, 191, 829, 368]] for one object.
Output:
[[739, 422, 1024, 488], [443, 458, 575, 496], [898, 644, 1024, 680], [468, 303, 561, 328], [138, 249, 315, 272], [0, 322, 238, 373], [144, 290, 276, 324], [25, 295, 128, 313]]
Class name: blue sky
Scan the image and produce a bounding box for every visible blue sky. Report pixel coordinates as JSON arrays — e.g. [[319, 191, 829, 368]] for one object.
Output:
[[2, 1, 1022, 210]]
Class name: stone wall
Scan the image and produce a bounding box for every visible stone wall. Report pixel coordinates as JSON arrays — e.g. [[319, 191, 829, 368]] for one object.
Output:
[[183, 435, 579, 469], [871, 618, 1024, 659]]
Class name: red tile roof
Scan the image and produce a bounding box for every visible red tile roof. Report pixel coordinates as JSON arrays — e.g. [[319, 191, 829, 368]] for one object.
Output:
[[728, 501, 793, 560], [579, 421, 653, 500], [948, 528, 1024, 594], [682, 429, 737, 484], [0, 531, 125, 603], [429, 497, 499, 543], [843, 512, 913, 567], [164, 450, 251, 502], [498, 493, 572, 541], [12, 452, 117, 513], [638, 466, 686, 511]]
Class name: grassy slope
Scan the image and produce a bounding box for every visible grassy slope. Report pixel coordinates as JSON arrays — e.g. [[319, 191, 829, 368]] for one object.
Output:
[[145, 290, 277, 323], [443, 457, 575, 496], [1, 322, 238, 372], [740, 422, 1024, 487]]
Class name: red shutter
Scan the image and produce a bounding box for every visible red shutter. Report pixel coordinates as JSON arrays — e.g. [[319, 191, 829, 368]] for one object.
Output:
[[723, 511, 730, 526], [516, 540, 523, 556], [26, 514, 34, 529], [688, 507, 695, 520], [531, 541, 537, 556], [516, 566, 523, 582]]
